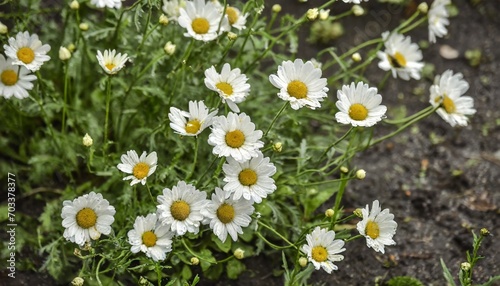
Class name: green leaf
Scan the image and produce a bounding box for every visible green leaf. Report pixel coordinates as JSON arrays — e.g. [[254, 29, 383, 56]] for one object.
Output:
[[181, 264, 192, 280], [302, 183, 339, 219], [211, 233, 232, 253], [226, 259, 246, 280], [440, 258, 457, 286]]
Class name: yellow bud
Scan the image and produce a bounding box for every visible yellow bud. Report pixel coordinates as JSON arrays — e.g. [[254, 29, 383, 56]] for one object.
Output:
[[325, 209, 335, 218], [461, 262, 471, 271], [71, 277, 84, 286], [67, 43, 76, 52], [352, 52, 362, 62], [227, 32, 237, 41], [83, 133, 93, 147], [319, 9, 330, 21], [298, 257, 308, 267], [190, 257, 200, 265], [353, 208, 363, 218], [356, 169, 366, 180], [164, 41, 176, 55], [306, 8, 319, 21], [340, 166, 349, 173], [234, 248, 245, 259], [159, 14, 169, 25], [0, 22, 8, 34], [70, 0, 80, 10], [418, 2, 429, 14], [59, 46, 72, 61], [352, 5, 364, 16], [79, 23, 89, 31], [272, 4, 282, 13], [272, 142, 283, 153]]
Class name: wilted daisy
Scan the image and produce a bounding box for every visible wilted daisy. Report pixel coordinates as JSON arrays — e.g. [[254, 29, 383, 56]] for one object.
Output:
[[204, 63, 250, 112], [117, 150, 158, 186], [377, 31, 424, 80], [269, 59, 329, 110], [335, 82, 387, 127], [157, 181, 207, 236], [4, 31, 51, 72], [178, 0, 230, 42], [428, 0, 450, 43], [222, 152, 276, 203], [96, 49, 129, 75], [357, 200, 397, 254], [169, 100, 217, 136], [201, 187, 254, 242], [90, 0, 122, 9], [208, 112, 264, 163], [429, 70, 476, 127], [0, 54, 36, 99], [224, 5, 247, 30], [61, 192, 116, 246], [127, 213, 174, 262], [301, 226, 345, 274]]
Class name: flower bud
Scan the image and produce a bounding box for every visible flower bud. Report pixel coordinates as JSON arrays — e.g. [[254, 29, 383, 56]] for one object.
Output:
[[298, 257, 308, 267], [353, 208, 363, 218], [234, 248, 245, 259], [461, 262, 471, 272], [227, 32, 237, 41], [352, 52, 362, 62], [306, 8, 319, 21], [73, 248, 82, 257], [164, 41, 176, 55], [480, 228, 490, 237], [340, 166, 349, 173], [352, 5, 364, 16], [83, 133, 93, 147], [0, 22, 8, 34], [418, 2, 428, 14], [79, 23, 89, 31], [138, 276, 150, 286], [67, 43, 76, 52], [70, 0, 80, 10], [325, 209, 334, 218], [59, 46, 72, 61], [190, 257, 200, 265], [319, 9, 330, 21], [356, 169, 366, 180], [272, 142, 283, 153], [71, 277, 84, 286], [159, 14, 169, 25], [272, 4, 282, 13]]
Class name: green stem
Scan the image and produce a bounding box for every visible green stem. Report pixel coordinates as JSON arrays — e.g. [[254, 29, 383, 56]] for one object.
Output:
[[257, 220, 297, 249], [384, 105, 434, 124], [317, 127, 354, 164], [331, 172, 349, 229], [255, 232, 294, 250], [344, 234, 363, 242], [395, 10, 421, 33], [377, 71, 391, 90], [61, 62, 69, 133], [187, 137, 199, 181], [103, 76, 112, 155], [297, 176, 353, 187], [264, 101, 288, 137], [156, 262, 162, 286], [196, 156, 218, 189], [400, 16, 427, 34], [146, 183, 155, 205]]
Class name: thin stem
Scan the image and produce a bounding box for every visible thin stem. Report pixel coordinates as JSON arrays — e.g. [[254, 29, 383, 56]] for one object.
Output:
[[384, 105, 434, 124], [400, 16, 428, 34], [344, 234, 363, 242], [257, 220, 297, 249], [61, 62, 69, 133], [103, 76, 112, 155], [196, 156, 218, 189], [146, 184, 155, 205], [330, 172, 349, 229], [156, 262, 162, 286], [264, 101, 288, 137], [255, 232, 294, 250], [187, 137, 199, 181], [317, 127, 354, 164]]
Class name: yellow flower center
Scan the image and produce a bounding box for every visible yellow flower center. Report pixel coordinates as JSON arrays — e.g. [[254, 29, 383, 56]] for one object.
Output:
[[17, 47, 35, 64], [1, 70, 18, 86], [226, 7, 238, 25], [442, 95, 456, 114], [348, 103, 369, 121], [133, 162, 150, 180], [185, 119, 201, 134], [217, 203, 235, 224], [365, 220, 380, 239], [105, 63, 116, 71], [287, 80, 308, 99], [311, 246, 328, 262], [192, 17, 210, 34], [387, 52, 407, 68], [238, 168, 257, 186], [76, 208, 97, 229], [142, 230, 157, 247], [216, 82, 234, 96], [171, 200, 190, 221], [225, 130, 245, 148]]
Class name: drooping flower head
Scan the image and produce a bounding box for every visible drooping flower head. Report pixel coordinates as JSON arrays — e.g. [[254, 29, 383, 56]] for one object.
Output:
[[178, 0, 230, 42], [301, 226, 346, 274], [201, 187, 254, 242], [208, 112, 264, 163], [357, 200, 397, 254], [157, 181, 208, 236], [269, 59, 329, 110], [428, 0, 451, 43], [429, 70, 476, 127], [96, 49, 129, 75], [169, 100, 217, 136], [335, 82, 387, 127], [204, 63, 250, 112], [0, 54, 36, 99], [117, 150, 158, 186], [4, 31, 51, 72], [162, 0, 186, 21], [377, 31, 424, 80], [90, 0, 122, 9], [127, 213, 174, 262], [61, 192, 116, 246]]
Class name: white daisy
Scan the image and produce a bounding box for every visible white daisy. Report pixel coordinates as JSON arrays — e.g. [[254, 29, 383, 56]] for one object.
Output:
[[162, 0, 186, 21], [127, 213, 174, 262], [201, 187, 254, 242], [208, 112, 264, 163], [429, 70, 476, 127], [4, 31, 51, 72], [428, 0, 451, 43], [357, 200, 397, 254], [224, 5, 248, 30], [204, 63, 250, 112], [335, 82, 387, 127], [90, 0, 122, 9], [156, 181, 207, 236], [96, 49, 129, 75], [377, 31, 424, 81], [301, 226, 345, 274], [178, 0, 230, 42], [269, 59, 329, 110], [0, 54, 36, 99], [169, 100, 217, 136], [222, 152, 276, 203], [117, 150, 158, 186], [61, 192, 116, 246]]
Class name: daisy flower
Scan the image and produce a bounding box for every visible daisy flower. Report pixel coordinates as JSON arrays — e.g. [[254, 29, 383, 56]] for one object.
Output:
[[204, 63, 250, 112], [429, 70, 476, 127], [117, 150, 158, 186], [301, 226, 345, 274], [157, 181, 207, 236], [96, 49, 129, 75], [357, 200, 397, 254], [127, 213, 174, 262], [162, 0, 186, 21], [61, 192, 116, 246], [208, 112, 264, 163], [335, 82, 387, 127], [169, 100, 217, 136], [377, 31, 424, 80], [201, 187, 254, 242], [90, 0, 122, 9], [0, 54, 36, 99], [224, 5, 248, 30], [428, 0, 451, 43], [222, 152, 276, 203], [4, 31, 51, 72], [269, 59, 329, 110], [178, 0, 230, 42]]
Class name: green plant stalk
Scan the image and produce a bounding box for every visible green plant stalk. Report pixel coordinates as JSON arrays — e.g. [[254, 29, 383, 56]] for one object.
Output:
[[61, 62, 69, 133], [255, 232, 294, 250], [196, 156, 219, 189], [186, 137, 199, 181], [33, 71, 61, 150], [181, 239, 216, 263], [317, 127, 354, 164], [264, 101, 289, 137], [330, 172, 348, 229], [95, 256, 106, 286], [344, 234, 363, 242], [146, 183, 155, 205], [103, 75, 112, 155], [400, 15, 428, 34], [297, 175, 353, 187], [156, 262, 162, 286], [136, 0, 155, 55], [384, 105, 435, 124], [257, 220, 297, 249], [395, 10, 421, 33]]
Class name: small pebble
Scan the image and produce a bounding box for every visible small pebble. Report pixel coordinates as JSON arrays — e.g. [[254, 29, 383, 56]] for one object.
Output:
[[439, 45, 460, 59]]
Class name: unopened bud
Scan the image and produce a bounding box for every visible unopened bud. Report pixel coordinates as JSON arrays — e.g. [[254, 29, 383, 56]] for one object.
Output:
[[298, 257, 308, 267], [352, 5, 364, 16], [83, 133, 93, 147], [73, 248, 82, 257], [163, 41, 176, 55], [79, 23, 89, 31], [273, 142, 283, 153], [319, 9, 330, 21], [138, 276, 149, 286], [461, 262, 471, 272], [480, 228, 490, 237], [0, 22, 8, 34], [59, 46, 72, 61], [70, 0, 80, 10], [325, 209, 335, 218], [340, 166, 349, 173], [67, 43, 76, 52], [354, 208, 363, 218], [227, 32, 237, 41], [306, 8, 319, 21], [159, 14, 169, 25], [234, 248, 245, 259], [190, 257, 200, 265], [352, 52, 362, 62], [71, 277, 84, 286], [418, 2, 428, 14], [272, 4, 282, 13], [356, 169, 366, 180]]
